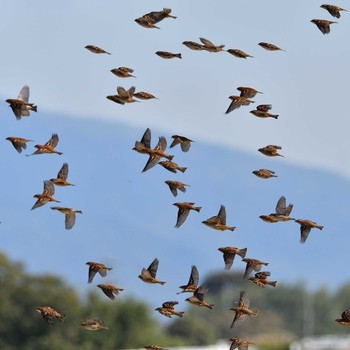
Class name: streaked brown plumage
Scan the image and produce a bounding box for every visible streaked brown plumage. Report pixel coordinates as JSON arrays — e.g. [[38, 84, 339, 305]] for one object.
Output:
[[28, 133, 62, 156], [51, 207, 82, 230], [218, 247, 247, 270], [185, 284, 214, 309], [295, 219, 324, 244], [165, 180, 190, 197], [227, 49, 253, 59], [229, 291, 258, 328], [85, 45, 111, 55], [336, 309, 350, 326], [111, 67, 135, 78], [258, 42, 284, 51], [50, 163, 74, 186], [6, 85, 37, 120], [86, 262, 112, 284], [200, 37, 225, 52], [202, 204, 236, 231], [107, 86, 138, 105], [242, 258, 269, 278], [311, 19, 337, 34], [252, 169, 277, 179], [97, 284, 124, 300], [249, 271, 277, 288], [178, 265, 199, 294], [142, 8, 177, 23], [237, 87, 262, 98], [155, 301, 184, 318], [155, 51, 182, 59], [229, 338, 253, 350], [6, 137, 33, 153], [134, 92, 158, 100], [260, 196, 294, 223], [133, 128, 152, 154], [36, 306, 66, 325], [80, 318, 109, 330], [32, 180, 60, 210], [142, 137, 174, 172], [321, 4, 347, 18], [258, 144, 284, 157], [182, 41, 204, 51], [158, 160, 187, 173], [138, 258, 165, 285], [135, 16, 160, 29], [173, 202, 201, 228], [250, 104, 278, 119], [225, 96, 255, 114], [170, 135, 194, 152]]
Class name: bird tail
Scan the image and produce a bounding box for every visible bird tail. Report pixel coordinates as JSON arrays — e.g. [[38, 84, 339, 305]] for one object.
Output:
[[237, 248, 247, 258], [317, 225, 324, 230], [59, 314, 67, 323], [159, 281, 166, 285], [194, 207, 202, 212], [31, 104, 38, 112], [269, 281, 277, 287], [179, 167, 187, 173], [176, 53, 182, 59], [227, 226, 236, 231], [272, 114, 279, 119]]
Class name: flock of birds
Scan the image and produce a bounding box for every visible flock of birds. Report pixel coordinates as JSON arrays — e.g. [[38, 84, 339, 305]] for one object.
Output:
[[3, 3, 350, 350]]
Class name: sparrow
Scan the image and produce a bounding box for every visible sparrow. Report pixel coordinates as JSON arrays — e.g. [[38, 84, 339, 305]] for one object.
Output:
[[50, 163, 74, 186], [321, 4, 347, 18], [242, 258, 269, 278], [229, 338, 253, 350], [85, 45, 111, 54], [237, 87, 262, 98], [144, 8, 177, 23], [227, 49, 253, 59], [158, 160, 187, 173], [258, 145, 284, 157], [50, 207, 82, 230], [258, 42, 285, 51], [202, 204, 236, 231], [249, 271, 277, 288], [6, 137, 33, 153], [28, 133, 62, 156], [107, 86, 138, 105], [111, 67, 135, 78], [97, 284, 124, 300], [133, 128, 151, 154], [31, 180, 60, 210], [199, 37, 225, 52], [138, 258, 165, 285], [155, 301, 184, 318], [80, 318, 109, 330], [155, 51, 182, 59], [185, 285, 214, 309], [260, 196, 294, 223], [336, 309, 350, 326], [36, 306, 66, 325], [229, 291, 258, 328], [177, 265, 199, 294], [86, 262, 112, 284], [311, 19, 337, 34], [250, 104, 278, 119], [252, 169, 277, 179], [218, 247, 247, 270], [6, 85, 37, 120], [295, 219, 324, 244], [182, 41, 204, 51], [134, 92, 158, 100], [173, 202, 201, 228], [142, 137, 174, 172], [225, 96, 255, 114], [135, 16, 160, 29], [170, 135, 194, 152], [165, 180, 190, 197]]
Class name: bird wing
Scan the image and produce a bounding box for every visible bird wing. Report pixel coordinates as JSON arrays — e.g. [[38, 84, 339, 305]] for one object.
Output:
[[239, 291, 250, 308], [148, 258, 159, 278], [65, 212, 76, 230], [199, 37, 216, 48], [18, 85, 29, 102], [43, 180, 55, 195], [57, 163, 69, 180], [45, 134, 59, 148], [217, 205, 227, 224], [223, 252, 235, 270], [188, 265, 199, 286], [175, 207, 190, 228], [140, 128, 152, 149]]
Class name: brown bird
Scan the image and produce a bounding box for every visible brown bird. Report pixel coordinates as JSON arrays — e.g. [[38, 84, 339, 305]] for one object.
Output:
[[260, 196, 294, 223], [250, 104, 278, 119], [170, 135, 194, 152], [173, 202, 201, 228], [165, 180, 190, 197], [182, 41, 204, 51], [155, 301, 184, 318], [237, 87, 262, 98], [336, 309, 350, 326], [36, 306, 66, 325], [321, 4, 347, 18], [218, 247, 247, 270], [202, 205, 236, 231], [258, 42, 285, 51], [97, 284, 124, 300], [135, 16, 160, 29], [242, 258, 269, 278], [107, 86, 138, 105], [229, 291, 258, 328], [225, 96, 255, 114], [200, 37, 225, 52], [80, 318, 109, 330], [295, 219, 324, 244], [50, 163, 74, 186], [86, 262, 112, 284], [155, 51, 182, 59], [178, 265, 199, 294], [85, 45, 111, 54], [311, 19, 337, 34], [31, 180, 60, 210], [145, 346, 168, 350], [249, 271, 277, 288], [138, 258, 165, 285], [6, 85, 37, 120], [51, 207, 82, 230], [145, 8, 177, 22], [258, 144, 284, 157], [6, 137, 33, 153], [185, 284, 214, 309], [229, 338, 253, 350], [252, 169, 277, 179], [227, 49, 253, 59], [134, 92, 158, 100], [111, 67, 135, 78], [28, 133, 62, 156], [133, 128, 152, 154], [158, 160, 187, 173]]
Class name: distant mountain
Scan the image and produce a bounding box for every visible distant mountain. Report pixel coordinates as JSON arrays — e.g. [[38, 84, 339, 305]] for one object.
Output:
[[0, 105, 348, 313]]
